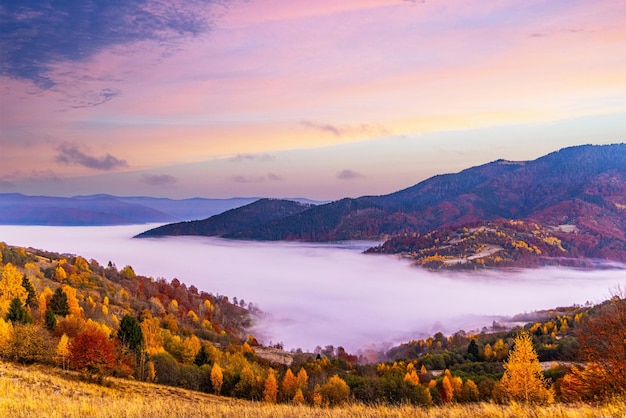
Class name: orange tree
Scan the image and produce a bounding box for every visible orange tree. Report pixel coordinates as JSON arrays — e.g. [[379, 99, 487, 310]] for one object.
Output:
[[69, 328, 117, 382]]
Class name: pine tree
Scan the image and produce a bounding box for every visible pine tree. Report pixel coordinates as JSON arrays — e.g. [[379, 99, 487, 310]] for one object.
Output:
[[118, 314, 144, 352], [21, 276, 36, 308], [49, 287, 69, 316], [45, 308, 57, 330], [500, 331, 553, 403], [194, 344, 209, 366], [5, 297, 32, 324]]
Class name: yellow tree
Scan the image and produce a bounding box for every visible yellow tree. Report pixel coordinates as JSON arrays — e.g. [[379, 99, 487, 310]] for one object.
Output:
[[293, 388, 305, 404], [263, 368, 278, 403], [56, 334, 70, 369], [0, 263, 27, 316], [140, 317, 165, 355], [441, 375, 454, 403], [211, 363, 223, 395], [296, 368, 309, 391], [0, 318, 14, 358], [499, 331, 553, 403], [55, 266, 67, 281], [319, 375, 350, 406], [61, 285, 83, 317], [180, 335, 201, 363], [281, 368, 298, 400], [404, 370, 420, 386]]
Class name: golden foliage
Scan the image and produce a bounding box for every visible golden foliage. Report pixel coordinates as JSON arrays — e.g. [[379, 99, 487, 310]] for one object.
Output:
[[211, 363, 223, 396], [0, 263, 27, 316], [2, 360, 626, 418], [318, 375, 350, 406], [500, 332, 553, 404], [264, 369, 278, 403]]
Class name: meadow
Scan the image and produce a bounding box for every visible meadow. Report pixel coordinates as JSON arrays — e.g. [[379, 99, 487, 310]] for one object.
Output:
[[2, 361, 625, 418]]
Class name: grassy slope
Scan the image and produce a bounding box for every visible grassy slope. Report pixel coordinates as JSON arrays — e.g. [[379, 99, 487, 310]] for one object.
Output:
[[1, 361, 625, 418]]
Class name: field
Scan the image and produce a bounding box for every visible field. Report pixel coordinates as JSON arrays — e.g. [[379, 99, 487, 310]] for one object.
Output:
[[1, 361, 625, 418]]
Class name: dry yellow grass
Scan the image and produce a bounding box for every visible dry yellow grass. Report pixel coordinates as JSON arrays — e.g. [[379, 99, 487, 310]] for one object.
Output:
[[1, 361, 625, 418]]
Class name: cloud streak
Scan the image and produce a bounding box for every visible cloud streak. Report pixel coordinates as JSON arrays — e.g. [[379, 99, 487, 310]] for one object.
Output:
[[300, 120, 391, 138], [230, 172, 284, 183], [141, 174, 178, 186], [229, 153, 276, 163], [55, 143, 128, 171], [337, 169, 365, 180]]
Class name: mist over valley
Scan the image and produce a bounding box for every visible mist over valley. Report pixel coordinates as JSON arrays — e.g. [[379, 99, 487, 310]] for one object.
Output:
[[1, 224, 623, 353]]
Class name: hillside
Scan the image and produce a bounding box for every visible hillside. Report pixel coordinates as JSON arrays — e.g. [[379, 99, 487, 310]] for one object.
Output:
[[135, 144, 626, 266], [3, 362, 625, 418], [1, 241, 626, 409], [135, 199, 314, 238], [366, 219, 626, 269]]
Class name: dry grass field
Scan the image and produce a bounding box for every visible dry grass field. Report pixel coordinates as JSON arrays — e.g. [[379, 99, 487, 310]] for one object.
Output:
[[1, 361, 625, 418]]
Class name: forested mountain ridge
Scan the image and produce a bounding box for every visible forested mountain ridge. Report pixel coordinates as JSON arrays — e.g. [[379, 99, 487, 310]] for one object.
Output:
[[135, 199, 314, 238], [137, 144, 626, 267]]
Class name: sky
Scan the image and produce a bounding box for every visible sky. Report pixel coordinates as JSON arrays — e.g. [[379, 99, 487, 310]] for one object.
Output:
[[1, 0, 625, 200]]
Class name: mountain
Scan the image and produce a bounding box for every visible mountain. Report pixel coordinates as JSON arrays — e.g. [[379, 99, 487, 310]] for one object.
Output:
[[0, 194, 261, 226], [135, 144, 626, 266], [135, 198, 313, 238]]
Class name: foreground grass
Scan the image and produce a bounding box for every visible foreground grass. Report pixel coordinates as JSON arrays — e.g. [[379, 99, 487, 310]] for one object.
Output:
[[1, 362, 625, 418]]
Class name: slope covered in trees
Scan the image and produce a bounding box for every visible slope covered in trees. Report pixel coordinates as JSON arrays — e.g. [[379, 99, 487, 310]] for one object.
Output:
[[1, 241, 625, 409], [366, 219, 626, 269], [135, 144, 626, 267], [136, 199, 314, 238]]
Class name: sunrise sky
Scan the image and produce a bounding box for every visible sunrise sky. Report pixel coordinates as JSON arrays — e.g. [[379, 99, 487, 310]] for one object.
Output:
[[1, 0, 625, 200]]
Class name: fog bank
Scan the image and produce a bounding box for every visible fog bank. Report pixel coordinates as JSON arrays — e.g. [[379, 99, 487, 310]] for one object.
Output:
[[1, 225, 624, 352]]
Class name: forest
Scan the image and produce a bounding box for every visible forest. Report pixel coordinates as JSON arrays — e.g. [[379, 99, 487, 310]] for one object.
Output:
[[0, 241, 625, 410]]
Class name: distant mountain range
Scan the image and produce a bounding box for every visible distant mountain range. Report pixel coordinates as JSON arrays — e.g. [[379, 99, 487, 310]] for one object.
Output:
[[0, 194, 323, 226], [136, 144, 626, 267]]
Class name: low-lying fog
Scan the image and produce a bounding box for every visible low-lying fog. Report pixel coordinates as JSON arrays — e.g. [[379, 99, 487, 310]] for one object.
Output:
[[1, 225, 624, 352]]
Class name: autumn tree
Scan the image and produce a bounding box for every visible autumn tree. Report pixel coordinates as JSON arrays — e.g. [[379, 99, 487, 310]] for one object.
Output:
[[0, 318, 14, 358], [441, 374, 454, 403], [319, 374, 350, 406], [140, 317, 165, 355], [293, 388, 305, 404], [55, 266, 67, 281], [499, 331, 552, 404], [69, 328, 117, 382], [263, 368, 278, 403], [565, 294, 626, 400], [180, 335, 201, 364], [296, 368, 309, 391], [0, 263, 27, 316], [460, 379, 480, 402], [56, 334, 70, 369], [61, 285, 83, 317], [210, 362, 223, 395], [120, 265, 136, 279], [7, 324, 50, 364], [281, 368, 298, 401]]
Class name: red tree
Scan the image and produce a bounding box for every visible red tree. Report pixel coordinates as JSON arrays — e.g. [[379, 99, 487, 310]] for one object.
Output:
[[69, 329, 117, 382]]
